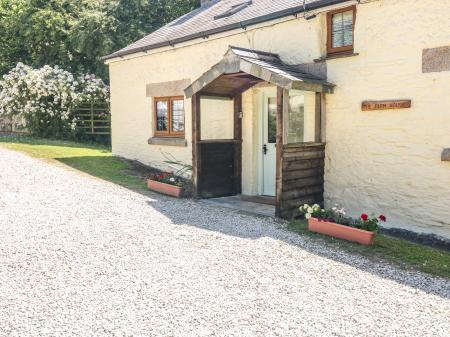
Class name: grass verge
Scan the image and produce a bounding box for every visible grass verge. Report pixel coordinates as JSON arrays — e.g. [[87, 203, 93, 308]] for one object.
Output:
[[288, 220, 450, 278], [0, 136, 146, 190]]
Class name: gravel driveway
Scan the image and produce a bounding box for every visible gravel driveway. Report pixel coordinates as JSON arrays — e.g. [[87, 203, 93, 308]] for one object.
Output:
[[0, 147, 449, 337]]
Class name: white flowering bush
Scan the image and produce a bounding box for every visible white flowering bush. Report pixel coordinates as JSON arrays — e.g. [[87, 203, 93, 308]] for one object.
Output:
[[0, 63, 109, 138]]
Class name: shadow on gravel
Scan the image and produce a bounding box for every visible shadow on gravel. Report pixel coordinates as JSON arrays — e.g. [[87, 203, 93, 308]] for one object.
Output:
[[144, 197, 450, 300], [56, 156, 195, 196], [56, 156, 148, 191]]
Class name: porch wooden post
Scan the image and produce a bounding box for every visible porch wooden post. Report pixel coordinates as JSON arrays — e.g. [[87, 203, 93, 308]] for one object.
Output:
[[315, 92, 322, 143], [275, 87, 285, 217], [192, 93, 201, 198], [233, 93, 242, 194]]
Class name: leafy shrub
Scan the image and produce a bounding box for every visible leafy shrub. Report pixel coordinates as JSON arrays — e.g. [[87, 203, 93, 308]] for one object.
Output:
[[0, 63, 109, 139]]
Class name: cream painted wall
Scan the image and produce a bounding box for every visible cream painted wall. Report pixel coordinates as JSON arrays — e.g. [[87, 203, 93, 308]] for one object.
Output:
[[200, 98, 234, 140], [108, 0, 450, 238], [323, 0, 450, 238]]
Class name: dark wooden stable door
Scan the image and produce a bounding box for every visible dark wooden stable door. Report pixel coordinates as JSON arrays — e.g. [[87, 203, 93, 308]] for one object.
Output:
[[198, 142, 235, 198]]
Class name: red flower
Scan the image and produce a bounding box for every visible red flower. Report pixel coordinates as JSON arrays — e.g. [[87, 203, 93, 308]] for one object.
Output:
[[361, 213, 369, 221], [379, 215, 387, 222]]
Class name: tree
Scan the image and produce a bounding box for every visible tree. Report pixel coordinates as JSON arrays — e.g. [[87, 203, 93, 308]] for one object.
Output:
[[0, 0, 200, 79]]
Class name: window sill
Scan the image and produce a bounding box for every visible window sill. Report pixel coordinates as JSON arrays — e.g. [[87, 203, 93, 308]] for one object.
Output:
[[314, 52, 359, 62], [148, 137, 187, 147]]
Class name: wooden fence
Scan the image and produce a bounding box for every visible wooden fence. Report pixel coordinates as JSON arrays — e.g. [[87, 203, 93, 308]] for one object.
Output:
[[75, 103, 110, 135], [279, 143, 325, 219]]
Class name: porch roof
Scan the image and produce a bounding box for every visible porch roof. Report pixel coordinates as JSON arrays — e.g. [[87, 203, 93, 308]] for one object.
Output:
[[184, 46, 334, 98]]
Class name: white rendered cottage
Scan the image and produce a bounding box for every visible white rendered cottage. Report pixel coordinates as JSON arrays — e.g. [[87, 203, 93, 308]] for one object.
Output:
[[104, 0, 450, 239]]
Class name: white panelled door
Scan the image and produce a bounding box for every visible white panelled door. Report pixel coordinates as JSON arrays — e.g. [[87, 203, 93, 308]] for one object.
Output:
[[262, 96, 277, 196]]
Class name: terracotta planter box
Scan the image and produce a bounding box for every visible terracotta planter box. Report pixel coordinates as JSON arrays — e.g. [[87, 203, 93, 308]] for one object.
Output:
[[147, 179, 184, 198], [308, 218, 376, 245]]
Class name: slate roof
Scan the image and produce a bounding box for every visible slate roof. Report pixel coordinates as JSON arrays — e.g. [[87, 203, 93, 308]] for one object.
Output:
[[184, 46, 334, 98], [104, 0, 348, 60]]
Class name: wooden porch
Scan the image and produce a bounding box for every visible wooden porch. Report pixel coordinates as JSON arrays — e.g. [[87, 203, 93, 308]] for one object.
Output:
[[185, 46, 333, 219]]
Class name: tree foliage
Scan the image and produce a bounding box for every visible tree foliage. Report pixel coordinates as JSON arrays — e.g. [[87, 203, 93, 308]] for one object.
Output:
[[0, 0, 200, 79]]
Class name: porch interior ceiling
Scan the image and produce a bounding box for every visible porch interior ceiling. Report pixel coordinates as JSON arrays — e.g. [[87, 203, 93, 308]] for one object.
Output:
[[185, 46, 335, 98], [200, 72, 263, 97]]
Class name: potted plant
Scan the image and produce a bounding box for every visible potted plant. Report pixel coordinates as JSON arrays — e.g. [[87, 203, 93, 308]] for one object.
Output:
[[299, 204, 386, 245], [147, 172, 184, 198]]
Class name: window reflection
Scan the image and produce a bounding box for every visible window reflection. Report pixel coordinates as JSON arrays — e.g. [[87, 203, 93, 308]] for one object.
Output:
[[156, 100, 168, 131], [172, 99, 184, 132], [287, 91, 318, 143]]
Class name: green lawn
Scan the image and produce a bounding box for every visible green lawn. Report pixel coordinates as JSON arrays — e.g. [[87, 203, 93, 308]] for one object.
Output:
[[0, 136, 146, 190], [289, 220, 450, 278], [1, 136, 449, 278]]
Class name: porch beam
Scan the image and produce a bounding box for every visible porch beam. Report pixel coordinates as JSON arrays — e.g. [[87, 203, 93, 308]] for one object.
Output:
[[198, 92, 234, 99], [191, 93, 201, 198]]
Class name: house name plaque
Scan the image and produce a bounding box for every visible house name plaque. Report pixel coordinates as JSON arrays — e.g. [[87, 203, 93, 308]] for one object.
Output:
[[361, 100, 411, 111]]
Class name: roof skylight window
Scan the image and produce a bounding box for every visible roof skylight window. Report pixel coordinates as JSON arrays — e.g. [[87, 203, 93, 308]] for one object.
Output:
[[214, 1, 252, 20]]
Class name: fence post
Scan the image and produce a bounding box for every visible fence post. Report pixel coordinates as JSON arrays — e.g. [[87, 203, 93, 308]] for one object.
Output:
[[90, 102, 94, 134]]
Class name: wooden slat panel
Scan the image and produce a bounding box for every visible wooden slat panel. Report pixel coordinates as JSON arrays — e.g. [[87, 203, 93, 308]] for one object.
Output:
[[283, 176, 324, 191], [283, 158, 324, 171], [282, 195, 324, 211], [283, 143, 325, 152], [283, 167, 324, 181], [281, 185, 324, 201], [283, 151, 325, 161], [279, 140, 325, 220], [283, 152, 325, 163]]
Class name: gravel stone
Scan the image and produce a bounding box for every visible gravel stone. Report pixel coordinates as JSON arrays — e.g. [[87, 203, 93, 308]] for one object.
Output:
[[0, 147, 449, 337]]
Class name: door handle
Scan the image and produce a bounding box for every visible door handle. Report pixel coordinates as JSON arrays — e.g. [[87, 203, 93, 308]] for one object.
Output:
[[263, 144, 268, 155]]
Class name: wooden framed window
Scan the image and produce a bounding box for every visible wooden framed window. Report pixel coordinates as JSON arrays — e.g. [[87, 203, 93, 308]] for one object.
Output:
[[154, 96, 185, 137], [327, 5, 356, 55]]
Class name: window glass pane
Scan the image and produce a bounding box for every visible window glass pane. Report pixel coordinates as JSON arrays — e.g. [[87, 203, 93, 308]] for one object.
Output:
[[268, 97, 277, 143], [171, 99, 184, 132], [156, 100, 168, 131], [342, 11, 353, 46], [288, 94, 305, 143], [287, 91, 317, 143], [332, 10, 353, 48]]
